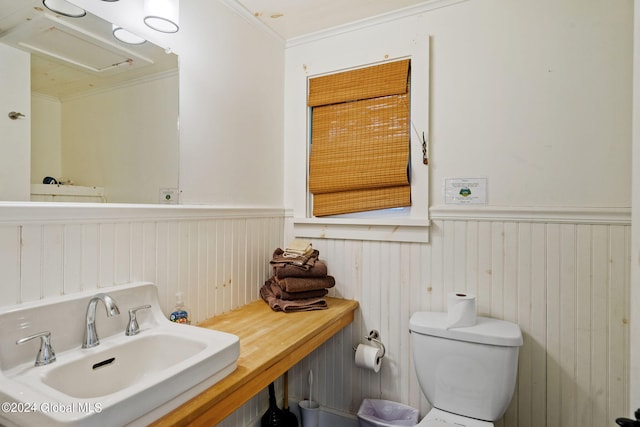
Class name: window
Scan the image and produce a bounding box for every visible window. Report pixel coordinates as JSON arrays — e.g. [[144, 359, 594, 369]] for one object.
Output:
[[287, 46, 430, 243], [307, 59, 411, 217]]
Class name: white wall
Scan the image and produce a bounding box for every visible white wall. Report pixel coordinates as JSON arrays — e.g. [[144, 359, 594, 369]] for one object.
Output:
[[0, 0, 634, 426], [30, 73, 178, 203], [424, 0, 631, 207], [1, 0, 287, 424], [283, 0, 634, 426], [176, 0, 285, 207], [61, 73, 179, 203], [284, 0, 632, 209], [29, 0, 286, 206], [0, 44, 30, 201], [31, 94, 62, 183]]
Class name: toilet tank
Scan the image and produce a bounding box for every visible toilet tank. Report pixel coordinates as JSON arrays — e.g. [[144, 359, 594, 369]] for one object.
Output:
[[409, 312, 523, 422]]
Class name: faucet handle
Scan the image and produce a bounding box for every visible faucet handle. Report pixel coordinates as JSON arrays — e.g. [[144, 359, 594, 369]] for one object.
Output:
[[126, 305, 152, 336], [16, 331, 56, 366]]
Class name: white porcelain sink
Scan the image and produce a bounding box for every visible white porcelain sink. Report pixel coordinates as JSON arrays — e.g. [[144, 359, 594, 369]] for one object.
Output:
[[42, 333, 207, 399], [0, 283, 240, 427]]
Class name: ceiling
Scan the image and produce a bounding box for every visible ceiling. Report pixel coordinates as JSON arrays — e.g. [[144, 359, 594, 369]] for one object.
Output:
[[233, 0, 432, 40], [0, 0, 428, 99], [0, 0, 177, 99]]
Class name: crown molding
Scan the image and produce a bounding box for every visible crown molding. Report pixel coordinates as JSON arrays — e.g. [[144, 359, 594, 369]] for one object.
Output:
[[218, 0, 285, 44], [219, 0, 468, 48], [285, 0, 469, 48]]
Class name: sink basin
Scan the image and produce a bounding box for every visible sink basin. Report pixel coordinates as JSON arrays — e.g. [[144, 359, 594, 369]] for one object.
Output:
[[43, 333, 208, 399], [0, 282, 240, 427]]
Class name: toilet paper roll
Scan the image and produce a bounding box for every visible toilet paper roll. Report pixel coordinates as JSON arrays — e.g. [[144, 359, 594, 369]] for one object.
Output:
[[446, 292, 477, 329], [354, 343, 383, 373]]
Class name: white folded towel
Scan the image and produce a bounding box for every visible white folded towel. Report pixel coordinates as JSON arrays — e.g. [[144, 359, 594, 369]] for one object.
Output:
[[285, 238, 313, 256]]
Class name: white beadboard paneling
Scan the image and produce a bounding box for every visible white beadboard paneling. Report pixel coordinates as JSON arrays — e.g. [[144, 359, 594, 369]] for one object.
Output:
[[114, 222, 132, 285], [0, 204, 630, 426], [63, 224, 83, 295], [194, 220, 208, 323], [42, 224, 64, 298], [205, 220, 218, 320], [98, 223, 116, 286], [0, 206, 285, 315], [130, 222, 144, 282], [529, 222, 547, 426], [220, 218, 231, 309], [289, 210, 630, 427], [0, 205, 285, 426], [576, 224, 594, 425], [0, 226, 20, 306], [591, 226, 610, 426], [80, 223, 100, 293], [20, 225, 44, 302], [558, 224, 577, 427], [609, 226, 630, 421]]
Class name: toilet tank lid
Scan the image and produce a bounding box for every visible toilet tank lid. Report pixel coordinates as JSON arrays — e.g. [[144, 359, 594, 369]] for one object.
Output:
[[409, 312, 523, 347]]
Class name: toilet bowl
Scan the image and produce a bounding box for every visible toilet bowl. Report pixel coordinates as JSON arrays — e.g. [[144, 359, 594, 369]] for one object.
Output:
[[409, 311, 523, 427]]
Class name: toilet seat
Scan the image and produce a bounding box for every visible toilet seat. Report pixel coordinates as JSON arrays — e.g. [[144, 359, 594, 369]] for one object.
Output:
[[419, 408, 494, 427]]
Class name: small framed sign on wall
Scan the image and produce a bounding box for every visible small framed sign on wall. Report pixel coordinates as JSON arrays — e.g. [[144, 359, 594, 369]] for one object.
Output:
[[444, 177, 488, 205]]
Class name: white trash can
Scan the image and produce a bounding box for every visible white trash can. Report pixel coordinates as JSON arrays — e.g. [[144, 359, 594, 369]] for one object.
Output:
[[357, 399, 419, 427]]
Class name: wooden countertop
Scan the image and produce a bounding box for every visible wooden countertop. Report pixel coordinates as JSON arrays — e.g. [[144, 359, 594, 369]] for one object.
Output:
[[150, 297, 359, 426]]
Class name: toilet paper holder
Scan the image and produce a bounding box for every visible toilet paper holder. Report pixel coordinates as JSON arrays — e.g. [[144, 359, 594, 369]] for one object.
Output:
[[353, 330, 386, 359]]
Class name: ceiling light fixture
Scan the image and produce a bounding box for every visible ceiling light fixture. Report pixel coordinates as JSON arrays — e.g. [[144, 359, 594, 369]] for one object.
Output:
[[112, 24, 146, 45], [42, 0, 86, 18], [144, 0, 179, 33]]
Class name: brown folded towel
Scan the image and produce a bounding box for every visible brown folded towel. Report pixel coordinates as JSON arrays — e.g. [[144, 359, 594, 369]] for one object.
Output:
[[274, 275, 335, 293], [270, 248, 319, 270], [278, 298, 327, 312], [273, 259, 328, 280], [260, 280, 327, 312], [266, 277, 329, 300]]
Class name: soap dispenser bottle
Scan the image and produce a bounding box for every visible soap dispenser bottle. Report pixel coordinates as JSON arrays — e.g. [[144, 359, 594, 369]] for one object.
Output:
[[169, 292, 191, 324]]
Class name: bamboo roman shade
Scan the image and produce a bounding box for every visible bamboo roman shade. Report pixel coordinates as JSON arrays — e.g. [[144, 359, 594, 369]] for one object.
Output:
[[308, 59, 411, 217]]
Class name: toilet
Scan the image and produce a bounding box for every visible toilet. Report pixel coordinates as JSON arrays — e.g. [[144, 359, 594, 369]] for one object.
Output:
[[409, 311, 523, 427]]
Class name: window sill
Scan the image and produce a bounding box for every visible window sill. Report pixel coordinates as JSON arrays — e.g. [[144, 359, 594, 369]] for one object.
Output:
[[292, 217, 429, 243]]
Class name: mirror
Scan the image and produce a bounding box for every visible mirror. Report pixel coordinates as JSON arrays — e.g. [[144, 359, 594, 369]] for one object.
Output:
[[0, 0, 179, 204]]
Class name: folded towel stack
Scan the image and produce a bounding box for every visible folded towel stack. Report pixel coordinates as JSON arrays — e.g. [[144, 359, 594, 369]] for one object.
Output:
[[260, 241, 335, 313], [281, 238, 314, 257]]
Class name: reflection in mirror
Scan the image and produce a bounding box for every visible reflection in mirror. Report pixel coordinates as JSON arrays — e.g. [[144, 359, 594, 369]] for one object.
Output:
[[0, 0, 179, 204]]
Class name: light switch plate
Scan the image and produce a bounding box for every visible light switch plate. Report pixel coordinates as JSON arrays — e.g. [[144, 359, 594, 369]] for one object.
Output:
[[159, 188, 179, 204]]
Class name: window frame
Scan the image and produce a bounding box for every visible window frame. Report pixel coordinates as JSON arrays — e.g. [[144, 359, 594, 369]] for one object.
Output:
[[287, 46, 430, 243]]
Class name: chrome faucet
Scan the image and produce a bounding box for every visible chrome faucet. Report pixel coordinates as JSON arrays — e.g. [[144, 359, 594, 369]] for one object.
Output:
[[82, 293, 120, 349], [16, 331, 56, 366], [125, 304, 151, 336]]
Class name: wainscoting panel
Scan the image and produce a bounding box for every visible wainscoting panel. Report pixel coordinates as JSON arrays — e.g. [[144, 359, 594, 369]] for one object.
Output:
[[0, 205, 630, 427], [0, 210, 283, 319], [0, 205, 285, 427], [288, 211, 630, 427]]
